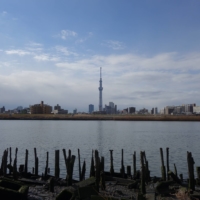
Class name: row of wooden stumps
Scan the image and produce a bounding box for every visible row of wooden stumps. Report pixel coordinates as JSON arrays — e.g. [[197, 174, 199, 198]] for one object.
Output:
[[0, 147, 199, 192]]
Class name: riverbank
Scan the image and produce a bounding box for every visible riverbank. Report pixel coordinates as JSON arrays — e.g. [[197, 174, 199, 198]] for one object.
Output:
[[0, 113, 200, 121]]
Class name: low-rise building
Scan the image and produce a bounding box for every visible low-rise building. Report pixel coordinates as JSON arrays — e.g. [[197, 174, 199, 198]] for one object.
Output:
[[30, 101, 52, 114], [53, 104, 68, 114]]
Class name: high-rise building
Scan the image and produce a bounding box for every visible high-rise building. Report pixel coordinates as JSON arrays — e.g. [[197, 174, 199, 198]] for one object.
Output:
[[89, 104, 94, 113], [30, 101, 52, 114], [98, 67, 103, 111]]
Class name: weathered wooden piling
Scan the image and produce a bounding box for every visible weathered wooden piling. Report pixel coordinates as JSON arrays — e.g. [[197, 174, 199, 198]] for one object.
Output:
[[120, 149, 125, 178], [24, 149, 28, 174], [81, 160, 86, 181], [55, 150, 60, 178], [187, 151, 195, 191], [140, 151, 146, 194], [174, 163, 177, 176], [66, 154, 76, 186], [166, 147, 170, 180], [13, 148, 18, 179], [109, 150, 114, 176], [78, 149, 81, 181], [160, 148, 166, 181], [127, 165, 131, 177], [100, 171, 105, 190], [2, 149, 8, 175], [34, 148, 38, 176], [9, 147, 12, 174], [95, 150, 100, 192], [90, 150, 95, 177], [49, 177, 54, 192], [45, 152, 49, 177], [133, 151, 136, 178], [100, 156, 104, 172]]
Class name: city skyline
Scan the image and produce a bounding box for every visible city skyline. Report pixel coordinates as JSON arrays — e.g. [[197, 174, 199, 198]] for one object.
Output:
[[0, 1, 200, 112]]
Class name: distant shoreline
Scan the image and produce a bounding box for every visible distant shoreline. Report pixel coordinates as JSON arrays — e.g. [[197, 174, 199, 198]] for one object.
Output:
[[0, 114, 200, 121]]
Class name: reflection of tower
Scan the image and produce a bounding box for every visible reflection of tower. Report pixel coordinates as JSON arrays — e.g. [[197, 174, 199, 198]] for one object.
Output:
[[98, 67, 103, 111]]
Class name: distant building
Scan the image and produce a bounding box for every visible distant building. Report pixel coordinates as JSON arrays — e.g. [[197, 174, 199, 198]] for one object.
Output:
[[89, 104, 94, 113], [151, 107, 158, 115], [30, 101, 52, 114], [73, 109, 77, 114], [129, 107, 136, 114], [53, 104, 68, 114], [164, 106, 175, 115], [193, 105, 200, 114], [104, 102, 117, 114], [138, 108, 148, 114], [0, 106, 5, 113]]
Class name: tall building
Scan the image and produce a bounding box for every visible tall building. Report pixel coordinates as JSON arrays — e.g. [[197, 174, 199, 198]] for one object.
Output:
[[98, 67, 103, 111], [89, 104, 94, 113], [30, 101, 52, 114]]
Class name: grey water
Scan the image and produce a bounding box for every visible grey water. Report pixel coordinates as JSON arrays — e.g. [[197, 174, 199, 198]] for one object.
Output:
[[0, 120, 200, 180]]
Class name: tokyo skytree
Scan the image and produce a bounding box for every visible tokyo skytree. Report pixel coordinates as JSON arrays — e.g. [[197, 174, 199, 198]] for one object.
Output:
[[98, 67, 103, 111]]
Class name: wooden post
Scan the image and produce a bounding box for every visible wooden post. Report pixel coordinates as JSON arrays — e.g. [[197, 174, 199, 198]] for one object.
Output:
[[90, 150, 95, 177], [62, 149, 68, 171], [160, 148, 166, 181], [66, 155, 76, 186], [100, 171, 106, 190], [140, 151, 146, 194], [166, 147, 169, 180], [24, 149, 28, 174], [127, 165, 131, 177], [109, 150, 114, 176], [9, 147, 12, 175], [55, 150, 60, 178], [174, 163, 177, 176], [81, 160, 86, 181], [13, 148, 18, 180], [34, 148, 38, 176], [49, 177, 54, 192], [120, 149, 125, 178], [100, 156, 104, 172], [187, 151, 195, 191], [95, 150, 100, 192], [78, 149, 81, 181], [3, 149, 8, 175], [133, 151, 136, 178], [45, 152, 49, 177]]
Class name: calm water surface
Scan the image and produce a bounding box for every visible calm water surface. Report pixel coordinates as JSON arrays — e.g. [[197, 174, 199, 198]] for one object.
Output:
[[0, 120, 200, 179]]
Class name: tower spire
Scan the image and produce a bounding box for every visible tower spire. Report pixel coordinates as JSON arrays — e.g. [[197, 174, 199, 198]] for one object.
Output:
[[98, 67, 103, 111]]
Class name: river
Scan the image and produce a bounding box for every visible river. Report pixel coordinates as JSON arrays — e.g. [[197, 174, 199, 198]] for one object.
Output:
[[0, 120, 199, 179]]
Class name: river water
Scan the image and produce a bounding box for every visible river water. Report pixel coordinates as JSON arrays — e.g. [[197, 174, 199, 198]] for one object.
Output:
[[0, 120, 200, 180]]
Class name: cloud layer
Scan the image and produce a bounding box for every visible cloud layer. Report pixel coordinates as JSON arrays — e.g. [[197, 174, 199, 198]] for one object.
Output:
[[1, 42, 200, 112]]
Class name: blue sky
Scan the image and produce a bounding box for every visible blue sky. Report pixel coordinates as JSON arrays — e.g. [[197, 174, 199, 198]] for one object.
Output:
[[0, 0, 200, 112]]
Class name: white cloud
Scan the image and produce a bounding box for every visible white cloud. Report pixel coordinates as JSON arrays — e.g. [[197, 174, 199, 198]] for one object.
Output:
[[34, 54, 59, 62], [58, 30, 77, 40], [102, 40, 125, 50], [5, 50, 31, 56], [55, 46, 78, 56]]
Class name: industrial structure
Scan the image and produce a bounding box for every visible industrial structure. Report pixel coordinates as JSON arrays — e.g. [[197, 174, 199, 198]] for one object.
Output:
[[98, 67, 103, 111]]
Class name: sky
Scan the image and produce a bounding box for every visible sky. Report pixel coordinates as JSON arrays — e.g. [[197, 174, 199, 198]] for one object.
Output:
[[0, 0, 200, 112]]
